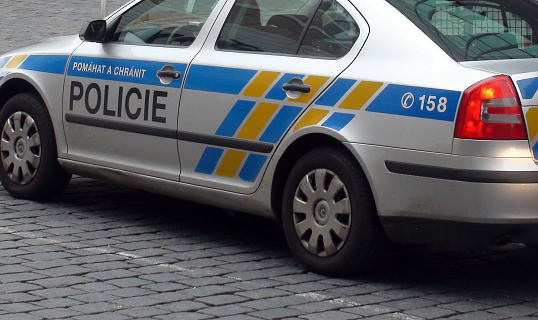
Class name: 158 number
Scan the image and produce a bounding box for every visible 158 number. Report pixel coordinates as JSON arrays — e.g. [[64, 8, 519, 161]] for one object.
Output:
[[418, 95, 448, 113]]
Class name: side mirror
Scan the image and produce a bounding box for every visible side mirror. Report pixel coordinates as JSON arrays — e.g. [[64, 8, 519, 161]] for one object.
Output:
[[79, 20, 107, 43]]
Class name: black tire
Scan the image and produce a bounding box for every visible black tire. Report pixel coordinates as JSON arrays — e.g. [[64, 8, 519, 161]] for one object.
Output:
[[282, 146, 385, 276], [0, 93, 71, 200]]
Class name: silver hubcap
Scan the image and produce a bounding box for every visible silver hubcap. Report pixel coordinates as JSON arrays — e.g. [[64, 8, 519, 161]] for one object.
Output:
[[292, 169, 351, 257], [1, 112, 41, 185]]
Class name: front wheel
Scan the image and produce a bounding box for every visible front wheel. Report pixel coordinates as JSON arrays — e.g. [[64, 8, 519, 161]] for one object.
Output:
[[282, 146, 385, 276], [0, 93, 71, 200]]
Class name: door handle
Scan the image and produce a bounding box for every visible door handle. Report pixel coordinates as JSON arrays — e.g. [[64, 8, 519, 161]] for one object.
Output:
[[157, 65, 181, 85], [157, 70, 181, 79], [283, 83, 311, 93], [282, 78, 310, 99]]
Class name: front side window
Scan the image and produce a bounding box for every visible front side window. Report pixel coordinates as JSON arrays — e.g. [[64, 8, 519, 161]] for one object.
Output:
[[387, 0, 538, 61], [216, 0, 360, 58], [112, 0, 218, 47]]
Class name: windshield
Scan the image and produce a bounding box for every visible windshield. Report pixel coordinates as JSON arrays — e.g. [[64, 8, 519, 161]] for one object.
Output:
[[386, 0, 538, 61]]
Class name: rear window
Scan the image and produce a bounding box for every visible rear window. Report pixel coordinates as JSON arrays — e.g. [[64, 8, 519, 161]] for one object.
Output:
[[386, 0, 538, 61]]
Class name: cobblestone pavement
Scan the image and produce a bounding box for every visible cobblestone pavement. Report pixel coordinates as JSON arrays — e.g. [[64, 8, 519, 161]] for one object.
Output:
[[1, 1, 538, 320]]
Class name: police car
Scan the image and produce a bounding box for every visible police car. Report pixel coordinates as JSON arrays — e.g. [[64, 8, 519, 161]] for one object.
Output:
[[1, 0, 538, 276]]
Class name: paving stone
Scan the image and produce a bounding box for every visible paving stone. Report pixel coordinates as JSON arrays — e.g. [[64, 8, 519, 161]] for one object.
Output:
[[226, 266, 301, 281], [343, 305, 399, 317], [118, 306, 169, 318], [425, 293, 468, 304], [199, 304, 256, 317], [23, 259, 79, 270], [1, 272, 46, 283], [299, 310, 359, 320], [405, 306, 458, 319], [0, 313, 43, 320], [33, 297, 82, 308], [29, 307, 82, 319], [112, 296, 162, 308], [488, 304, 538, 317], [184, 266, 231, 277], [69, 302, 122, 314], [196, 294, 249, 306], [35, 265, 91, 277], [442, 301, 492, 313], [106, 277, 153, 288], [236, 288, 291, 299], [30, 287, 86, 299], [340, 294, 392, 306], [140, 272, 186, 283], [0, 293, 42, 303], [184, 285, 240, 297], [272, 273, 327, 284], [147, 292, 195, 303], [446, 311, 509, 320], [371, 288, 426, 300], [142, 282, 189, 293], [472, 296, 523, 307], [278, 282, 336, 294], [381, 297, 438, 310], [227, 279, 284, 290], [0, 264, 32, 274], [249, 307, 306, 319], [70, 292, 118, 303], [156, 301, 209, 313], [156, 312, 213, 320], [85, 261, 135, 271], [0, 282, 42, 294], [30, 275, 94, 288], [218, 316, 262, 320], [73, 282, 121, 293], [85, 269, 141, 281], [241, 295, 318, 310], [0, 303, 43, 313], [291, 301, 341, 313], [72, 312, 131, 320]]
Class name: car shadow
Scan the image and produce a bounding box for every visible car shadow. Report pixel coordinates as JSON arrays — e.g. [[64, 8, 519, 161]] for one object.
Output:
[[56, 177, 538, 296]]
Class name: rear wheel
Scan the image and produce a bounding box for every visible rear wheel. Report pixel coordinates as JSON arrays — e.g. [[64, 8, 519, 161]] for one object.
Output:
[[0, 93, 71, 200], [282, 146, 385, 276]]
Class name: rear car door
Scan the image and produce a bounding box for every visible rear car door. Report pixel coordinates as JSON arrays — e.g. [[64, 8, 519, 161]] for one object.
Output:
[[177, 0, 369, 193], [63, 0, 221, 180]]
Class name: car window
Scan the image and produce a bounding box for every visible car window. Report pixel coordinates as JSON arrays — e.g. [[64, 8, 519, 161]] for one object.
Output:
[[386, 0, 538, 61], [216, 0, 359, 58], [111, 0, 218, 47], [298, 0, 360, 58]]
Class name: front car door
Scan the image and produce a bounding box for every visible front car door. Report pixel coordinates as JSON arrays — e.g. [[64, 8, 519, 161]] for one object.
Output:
[[177, 0, 369, 192], [63, 0, 222, 180]]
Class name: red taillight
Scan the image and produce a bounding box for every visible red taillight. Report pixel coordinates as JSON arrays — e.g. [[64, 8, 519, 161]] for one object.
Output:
[[454, 76, 527, 140]]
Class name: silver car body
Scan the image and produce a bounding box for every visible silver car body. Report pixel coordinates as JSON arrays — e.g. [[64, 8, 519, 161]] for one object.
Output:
[[1, 0, 538, 246]]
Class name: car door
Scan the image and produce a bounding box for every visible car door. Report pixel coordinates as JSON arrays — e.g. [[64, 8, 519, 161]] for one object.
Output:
[[63, 0, 222, 180], [177, 0, 369, 193]]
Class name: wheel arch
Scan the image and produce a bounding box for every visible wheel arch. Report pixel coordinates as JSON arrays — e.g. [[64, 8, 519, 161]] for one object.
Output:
[[0, 77, 44, 112], [270, 132, 377, 223], [0, 75, 68, 158]]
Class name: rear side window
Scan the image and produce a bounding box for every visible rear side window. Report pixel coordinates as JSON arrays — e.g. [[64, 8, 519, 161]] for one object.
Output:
[[216, 0, 360, 58], [386, 0, 538, 61]]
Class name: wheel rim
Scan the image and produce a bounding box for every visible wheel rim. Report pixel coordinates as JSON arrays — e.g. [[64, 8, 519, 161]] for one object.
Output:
[[292, 169, 351, 257], [1, 111, 41, 185]]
